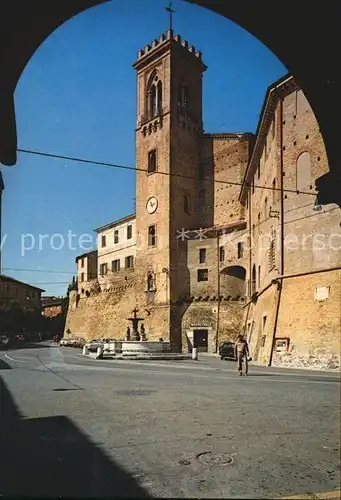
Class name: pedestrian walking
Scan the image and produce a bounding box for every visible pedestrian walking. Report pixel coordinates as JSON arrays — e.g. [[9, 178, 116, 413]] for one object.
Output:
[[235, 334, 250, 376]]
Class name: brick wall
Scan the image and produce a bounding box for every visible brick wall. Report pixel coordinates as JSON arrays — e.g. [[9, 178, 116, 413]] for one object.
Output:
[[242, 79, 341, 370]]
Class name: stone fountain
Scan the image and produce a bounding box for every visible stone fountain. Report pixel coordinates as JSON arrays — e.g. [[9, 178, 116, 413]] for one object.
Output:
[[126, 307, 144, 341], [84, 307, 191, 360]]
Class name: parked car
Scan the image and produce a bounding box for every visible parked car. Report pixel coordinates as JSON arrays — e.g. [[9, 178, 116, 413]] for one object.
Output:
[[71, 337, 86, 348], [0, 335, 10, 349], [219, 341, 236, 361], [86, 339, 104, 352]]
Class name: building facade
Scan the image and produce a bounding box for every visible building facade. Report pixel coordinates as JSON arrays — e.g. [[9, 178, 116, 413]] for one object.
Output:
[[65, 30, 340, 369], [0, 274, 44, 311], [240, 75, 340, 370]]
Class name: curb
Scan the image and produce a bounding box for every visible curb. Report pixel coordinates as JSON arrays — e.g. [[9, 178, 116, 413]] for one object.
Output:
[[86, 353, 193, 361]]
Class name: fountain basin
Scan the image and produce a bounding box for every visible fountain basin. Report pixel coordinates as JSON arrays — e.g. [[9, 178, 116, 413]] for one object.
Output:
[[106, 340, 171, 355]]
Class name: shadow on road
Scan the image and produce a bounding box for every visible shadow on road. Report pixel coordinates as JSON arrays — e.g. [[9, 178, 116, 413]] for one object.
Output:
[[0, 375, 151, 498], [0, 358, 12, 370]]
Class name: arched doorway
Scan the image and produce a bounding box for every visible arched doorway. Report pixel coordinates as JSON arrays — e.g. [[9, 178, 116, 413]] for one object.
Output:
[[0, 0, 340, 207]]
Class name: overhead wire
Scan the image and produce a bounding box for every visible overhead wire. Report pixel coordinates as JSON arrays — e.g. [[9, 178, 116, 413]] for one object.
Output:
[[17, 147, 318, 197]]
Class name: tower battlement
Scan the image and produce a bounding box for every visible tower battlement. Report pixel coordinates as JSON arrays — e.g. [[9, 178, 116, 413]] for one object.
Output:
[[136, 29, 203, 61]]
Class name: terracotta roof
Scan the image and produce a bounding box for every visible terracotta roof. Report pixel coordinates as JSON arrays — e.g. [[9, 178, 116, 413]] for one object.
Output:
[[75, 249, 97, 263], [0, 274, 45, 292]]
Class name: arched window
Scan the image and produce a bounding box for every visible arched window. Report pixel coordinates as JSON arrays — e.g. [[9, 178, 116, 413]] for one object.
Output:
[[150, 85, 157, 117], [157, 80, 162, 114], [178, 83, 189, 115], [264, 197, 268, 220], [147, 272, 155, 291], [146, 71, 163, 120], [251, 265, 256, 295], [296, 151, 312, 192]]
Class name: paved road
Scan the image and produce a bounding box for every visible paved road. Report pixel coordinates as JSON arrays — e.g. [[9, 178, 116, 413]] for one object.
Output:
[[0, 342, 340, 499]]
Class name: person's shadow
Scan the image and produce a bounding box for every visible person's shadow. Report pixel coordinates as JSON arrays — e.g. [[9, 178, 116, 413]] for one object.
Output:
[[0, 374, 151, 498]]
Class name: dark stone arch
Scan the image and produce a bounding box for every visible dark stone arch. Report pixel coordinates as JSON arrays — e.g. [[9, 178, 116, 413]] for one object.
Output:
[[220, 265, 246, 297], [0, 0, 340, 207]]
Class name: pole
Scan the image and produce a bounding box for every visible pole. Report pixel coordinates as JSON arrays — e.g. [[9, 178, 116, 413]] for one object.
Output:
[[215, 231, 220, 353], [269, 95, 284, 367]]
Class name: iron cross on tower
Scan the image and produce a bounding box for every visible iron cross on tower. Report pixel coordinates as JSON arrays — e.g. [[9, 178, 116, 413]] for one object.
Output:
[[165, 1, 175, 31]]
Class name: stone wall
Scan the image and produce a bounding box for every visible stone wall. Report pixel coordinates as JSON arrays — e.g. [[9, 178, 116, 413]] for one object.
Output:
[[64, 278, 171, 342]]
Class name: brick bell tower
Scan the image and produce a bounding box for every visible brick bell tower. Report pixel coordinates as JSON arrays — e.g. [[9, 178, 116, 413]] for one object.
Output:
[[133, 29, 207, 348]]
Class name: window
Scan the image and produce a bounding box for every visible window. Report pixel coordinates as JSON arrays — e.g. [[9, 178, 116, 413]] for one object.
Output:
[[184, 194, 190, 214], [251, 265, 256, 295], [148, 149, 157, 173], [148, 225, 156, 247], [81, 272, 84, 282], [237, 242, 244, 259], [112, 259, 120, 272], [114, 230, 119, 244], [178, 84, 189, 111], [252, 179, 255, 194], [269, 239, 275, 271], [199, 248, 206, 264], [147, 272, 155, 291], [219, 245, 225, 262], [100, 263, 108, 276], [147, 72, 163, 119], [257, 163, 260, 179], [258, 212, 260, 225], [157, 80, 162, 114], [101, 235, 106, 248], [296, 151, 312, 192], [127, 225, 132, 240], [81, 258, 84, 268], [272, 178, 276, 205], [125, 255, 134, 269], [264, 197, 268, 220], [197, 269, 208, 282], [258, 265, 261, 289]]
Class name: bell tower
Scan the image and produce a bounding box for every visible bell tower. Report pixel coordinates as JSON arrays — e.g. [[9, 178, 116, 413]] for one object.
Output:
[[133, 29, 207, 347]]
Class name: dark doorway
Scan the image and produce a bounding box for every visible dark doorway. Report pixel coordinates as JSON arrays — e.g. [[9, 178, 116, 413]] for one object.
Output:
[[193, 329, 208, 352]]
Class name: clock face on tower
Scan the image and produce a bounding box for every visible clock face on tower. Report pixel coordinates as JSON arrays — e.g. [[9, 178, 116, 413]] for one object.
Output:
[[146, 196, 158, 214]]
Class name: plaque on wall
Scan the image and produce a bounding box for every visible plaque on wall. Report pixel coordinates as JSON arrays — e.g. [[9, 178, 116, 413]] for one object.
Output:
[[314, 286, 329, 301]]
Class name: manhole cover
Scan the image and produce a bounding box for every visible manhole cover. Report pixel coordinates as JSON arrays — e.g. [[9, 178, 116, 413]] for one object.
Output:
[[196, 451, 234, 467], [114, 389, 155, 396], [179, 459, 191, 466]]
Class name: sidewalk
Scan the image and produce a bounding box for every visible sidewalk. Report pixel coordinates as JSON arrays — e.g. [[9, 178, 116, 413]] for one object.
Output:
[[197, 353, 340, 376]]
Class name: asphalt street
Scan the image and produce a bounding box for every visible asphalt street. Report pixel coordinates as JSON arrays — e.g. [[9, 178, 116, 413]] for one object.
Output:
[[0, 341, 340, 499]]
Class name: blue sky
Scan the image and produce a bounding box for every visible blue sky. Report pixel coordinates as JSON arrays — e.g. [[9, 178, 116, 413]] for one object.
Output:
[[0, 0, 286, 297]]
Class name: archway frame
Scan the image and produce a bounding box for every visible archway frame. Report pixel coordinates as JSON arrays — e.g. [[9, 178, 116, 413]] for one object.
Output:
[[0, 0, 340, 205]]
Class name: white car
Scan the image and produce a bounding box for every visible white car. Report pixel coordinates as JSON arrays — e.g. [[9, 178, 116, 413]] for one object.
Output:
[[60, 338, 71, 346], [0, 335, 10, 348]]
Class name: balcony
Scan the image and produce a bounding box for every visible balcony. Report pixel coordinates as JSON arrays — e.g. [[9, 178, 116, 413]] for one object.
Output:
[[140, 107, 164, 126]]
